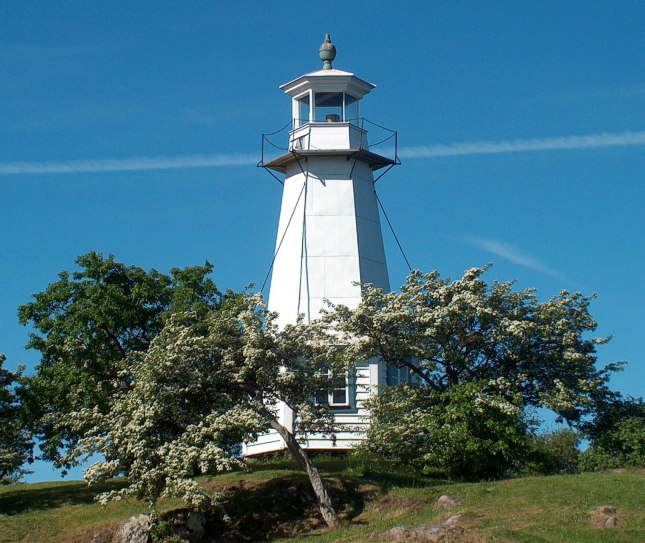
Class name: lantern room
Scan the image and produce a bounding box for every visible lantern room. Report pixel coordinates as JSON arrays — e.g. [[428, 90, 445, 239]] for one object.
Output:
[[262, 34, 396, 174]]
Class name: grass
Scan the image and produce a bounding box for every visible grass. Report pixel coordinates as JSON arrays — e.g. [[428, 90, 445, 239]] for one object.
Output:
[[0, 479, 182, 543], [0, 457, 643, 542]]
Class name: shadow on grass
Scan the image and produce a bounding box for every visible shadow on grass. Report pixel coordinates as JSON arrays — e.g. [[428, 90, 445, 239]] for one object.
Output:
[[0, 479, 128, 516], [245, 453, 359, 476], [202, 473, 374, 542], [202, 465, 450, 542]]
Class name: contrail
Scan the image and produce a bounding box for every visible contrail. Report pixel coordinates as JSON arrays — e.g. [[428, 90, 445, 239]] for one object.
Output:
[[398, 130, 645, 158], [0, 153, 257, 175], [1, 130, 644, 176], [464, 236, 564, 279]]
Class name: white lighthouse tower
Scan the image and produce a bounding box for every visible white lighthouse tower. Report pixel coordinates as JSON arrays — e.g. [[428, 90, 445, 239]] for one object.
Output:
[[244, 35, 399, 456]]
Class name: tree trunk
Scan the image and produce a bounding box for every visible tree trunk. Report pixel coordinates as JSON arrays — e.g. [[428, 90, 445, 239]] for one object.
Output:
[[254, 403, 341, 528]]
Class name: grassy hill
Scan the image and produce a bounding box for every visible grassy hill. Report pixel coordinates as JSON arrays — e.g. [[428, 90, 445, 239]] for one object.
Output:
[[1, 457, 643, 542]]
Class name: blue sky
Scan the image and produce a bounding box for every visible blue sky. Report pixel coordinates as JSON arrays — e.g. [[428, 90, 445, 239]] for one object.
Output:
[[1, 2, 643, 481]]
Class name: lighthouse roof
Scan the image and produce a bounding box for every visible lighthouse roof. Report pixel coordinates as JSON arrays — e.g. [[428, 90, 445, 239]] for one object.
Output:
[[280, 68, 375, 99], [280, 34, 375, 98], [302, 68, 358, 77]]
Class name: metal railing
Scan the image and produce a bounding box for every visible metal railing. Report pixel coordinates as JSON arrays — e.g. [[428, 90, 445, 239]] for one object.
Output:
[[258, 117, 400, 173]]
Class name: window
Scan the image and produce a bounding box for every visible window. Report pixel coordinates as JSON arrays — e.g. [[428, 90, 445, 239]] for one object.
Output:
[[330, 372, 348, 405], [345, 94, 359, 125], [297, 94, 310, 127], [315, 92, 343, 122], [315, 370, 350, 407], [386, 365, 410, 386]]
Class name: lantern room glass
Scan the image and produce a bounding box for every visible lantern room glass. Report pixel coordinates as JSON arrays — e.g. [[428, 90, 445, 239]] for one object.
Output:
[[345, 94, 359, 125], [297, 94, 310, 127], [315, 92, 343, 122], [298, 92, 361, 126]]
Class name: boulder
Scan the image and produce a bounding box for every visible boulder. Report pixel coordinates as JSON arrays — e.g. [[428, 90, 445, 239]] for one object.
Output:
[[112, 514, 151, 543], [590, 505, 618, 528], [435, 495, 461, 511], [604, 516, 618, 528], [157, 508, 206, 542], [186, 511, 206, 537]]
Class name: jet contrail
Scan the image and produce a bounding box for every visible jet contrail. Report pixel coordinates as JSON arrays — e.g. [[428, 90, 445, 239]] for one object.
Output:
[[0, 153, 257, 175], [398, 130, 645, 158], [1, 130, 644, 175], [465, 236, 564, 279]]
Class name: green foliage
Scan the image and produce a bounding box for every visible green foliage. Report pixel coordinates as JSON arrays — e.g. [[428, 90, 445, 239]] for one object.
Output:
[[360, 380, 529, 479], [149, 519, 183, 543], [66, 293, 347, 509], [523, 428, 580, 475], [579, 396, 645, 442], [330, 266, 619, 426], [580, 416, 645, 471], [17, 252, 222, 465], [0, 354, 33, 484], [578, 397, 645, 471]]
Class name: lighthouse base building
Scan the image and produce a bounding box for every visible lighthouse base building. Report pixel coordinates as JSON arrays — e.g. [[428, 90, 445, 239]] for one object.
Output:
[[243, 36, 403, 457]]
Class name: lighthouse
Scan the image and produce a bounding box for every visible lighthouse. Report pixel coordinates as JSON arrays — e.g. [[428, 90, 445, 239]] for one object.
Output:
[[244, 35, 399, 456]]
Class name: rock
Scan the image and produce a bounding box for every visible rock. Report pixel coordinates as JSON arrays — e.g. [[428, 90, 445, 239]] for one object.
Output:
[[91, 530, 113, 543], [604, 516, 618, 527], [590, 506, 618, 528], [379, 524, 447, 542], [442, 514, 462, 527], [112, 514, 151, 543], [435, 495, 461, 511], [186, 511, 206, 537], [158, 508, 206, 542], [369, 516, 464, 542]]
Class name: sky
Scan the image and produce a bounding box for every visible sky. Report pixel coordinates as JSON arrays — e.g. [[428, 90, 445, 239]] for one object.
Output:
[[1, 1, 643, 482]]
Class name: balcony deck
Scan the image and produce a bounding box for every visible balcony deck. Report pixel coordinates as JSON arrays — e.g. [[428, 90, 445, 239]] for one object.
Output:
[[264, 148, 395, 173]]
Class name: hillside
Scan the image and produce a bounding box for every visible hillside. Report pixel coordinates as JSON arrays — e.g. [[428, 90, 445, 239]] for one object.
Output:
[[1, 458, 643, 542]]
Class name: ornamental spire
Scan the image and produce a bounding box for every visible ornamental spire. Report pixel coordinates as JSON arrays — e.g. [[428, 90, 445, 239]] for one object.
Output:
[[318, 34, 336, 70]]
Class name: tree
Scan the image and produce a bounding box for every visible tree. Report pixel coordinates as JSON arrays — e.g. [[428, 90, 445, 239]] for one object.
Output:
[[18, 252, 223, 465], [523, 428, 581, 475], [578, 397, 645, 471], [330, 266, 619, 426], [0, 354, 33, 484], [360, 379, 529, 479], [65, 294, 345, 528]]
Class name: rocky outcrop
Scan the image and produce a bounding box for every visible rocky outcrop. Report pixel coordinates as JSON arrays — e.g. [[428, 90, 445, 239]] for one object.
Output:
[[369, 514, 465, 542], [112, 514, 151, 543], [92, 509, 206, 543], [158, 508, 206, 542]]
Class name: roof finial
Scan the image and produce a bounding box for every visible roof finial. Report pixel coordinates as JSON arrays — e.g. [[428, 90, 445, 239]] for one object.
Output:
[[319, 34, 336, 70]]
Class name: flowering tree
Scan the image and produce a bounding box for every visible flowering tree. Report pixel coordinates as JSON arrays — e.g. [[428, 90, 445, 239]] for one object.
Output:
[[66, 294, 345, 528], [330, 266, 619, 425]]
